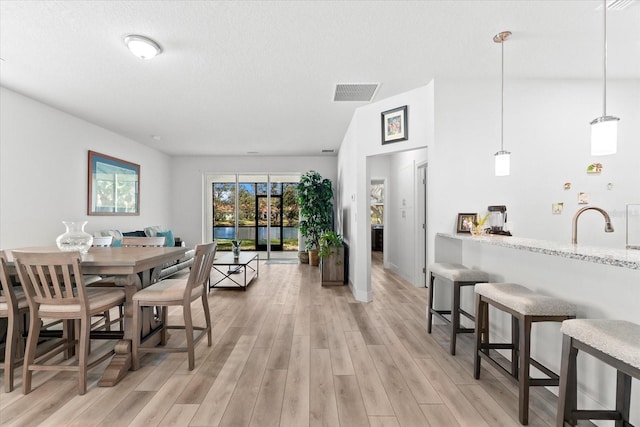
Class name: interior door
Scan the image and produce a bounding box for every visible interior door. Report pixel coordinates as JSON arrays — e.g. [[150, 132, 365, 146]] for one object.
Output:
[[256, 195, 283, 251]]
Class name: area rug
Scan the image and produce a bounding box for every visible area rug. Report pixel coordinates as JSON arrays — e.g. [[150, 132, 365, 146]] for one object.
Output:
[[264, 260, 300, 265]]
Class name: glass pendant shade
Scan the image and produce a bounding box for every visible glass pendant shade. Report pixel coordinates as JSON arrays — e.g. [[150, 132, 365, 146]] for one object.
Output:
[[590, 116, 619, 156], [494, 150, 511, 176]]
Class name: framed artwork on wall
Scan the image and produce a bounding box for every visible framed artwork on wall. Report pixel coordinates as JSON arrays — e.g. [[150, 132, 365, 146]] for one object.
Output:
[[457, 213, 477, 233], [88, 150, 140, 215], [381, 105, 408, 144]]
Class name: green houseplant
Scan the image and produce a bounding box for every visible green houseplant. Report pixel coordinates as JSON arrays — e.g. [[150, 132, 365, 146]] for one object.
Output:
[[319, 231, 345, 285], [296, 170, 333, 266], [318, 231, 343, 259]]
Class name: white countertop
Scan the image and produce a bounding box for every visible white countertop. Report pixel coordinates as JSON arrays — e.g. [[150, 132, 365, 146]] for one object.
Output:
[[437, 232, 640, 270]]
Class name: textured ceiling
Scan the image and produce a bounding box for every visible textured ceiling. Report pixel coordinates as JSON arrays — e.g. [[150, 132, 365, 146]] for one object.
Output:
[[1, 1, 638, 156]]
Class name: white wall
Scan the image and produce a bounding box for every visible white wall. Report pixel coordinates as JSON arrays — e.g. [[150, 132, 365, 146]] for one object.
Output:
[[169, 156, 337, 248], [429, 78, 640, 265], [338, 84, 432, 301], [0, 88, 173, 248]]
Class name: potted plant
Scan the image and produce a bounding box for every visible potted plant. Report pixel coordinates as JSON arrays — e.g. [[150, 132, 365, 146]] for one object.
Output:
[[296, 171, 333, 266], [319, 231, 346, 285]]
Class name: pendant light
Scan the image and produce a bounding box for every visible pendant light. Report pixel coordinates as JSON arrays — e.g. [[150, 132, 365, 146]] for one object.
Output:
[[494, 31, 511, 176], [590, 0, 619, 156]]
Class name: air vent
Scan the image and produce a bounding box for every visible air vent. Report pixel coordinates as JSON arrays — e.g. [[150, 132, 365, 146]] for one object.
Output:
[[333, 83, 379, 102], [321, 149, 335, 153], [596, 0, 636, 10]]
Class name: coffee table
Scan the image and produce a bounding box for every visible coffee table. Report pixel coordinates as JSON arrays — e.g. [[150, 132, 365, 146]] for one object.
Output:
[[209, 251, 259, 291]]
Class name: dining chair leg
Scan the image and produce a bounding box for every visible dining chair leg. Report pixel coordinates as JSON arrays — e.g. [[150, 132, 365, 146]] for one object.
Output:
[[78, 315, 90, 395], [184, 303, 195, 370], [22, 308, 42, 394], [4, 310, 19, 392], [202, 293, 212, 346]]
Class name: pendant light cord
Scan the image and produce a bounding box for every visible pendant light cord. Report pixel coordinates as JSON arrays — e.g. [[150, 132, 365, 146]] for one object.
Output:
[[603, 0, 607, 117], [501, 38, 505, 151]]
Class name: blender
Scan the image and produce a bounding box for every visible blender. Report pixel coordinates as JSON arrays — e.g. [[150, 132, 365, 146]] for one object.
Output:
[[487, 205, 511, 236]]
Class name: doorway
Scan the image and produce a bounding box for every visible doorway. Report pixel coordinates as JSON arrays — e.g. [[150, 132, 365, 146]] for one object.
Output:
[[256, 195, 283, 251]]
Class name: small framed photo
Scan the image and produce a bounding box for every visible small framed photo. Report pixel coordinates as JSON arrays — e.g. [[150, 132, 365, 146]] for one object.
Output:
[[457, 213, 477, 234], [381, 105, 408, 144]]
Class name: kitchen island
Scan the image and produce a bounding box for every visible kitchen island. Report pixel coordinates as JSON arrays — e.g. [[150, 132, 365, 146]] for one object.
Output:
[[434, 232, 640, 426]]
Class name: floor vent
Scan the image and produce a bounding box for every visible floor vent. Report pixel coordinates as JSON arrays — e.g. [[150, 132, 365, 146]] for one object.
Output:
[[333, 83, 379, 102]]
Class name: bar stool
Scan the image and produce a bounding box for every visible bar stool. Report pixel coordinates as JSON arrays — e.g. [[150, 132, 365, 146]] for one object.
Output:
[[473, 283, 576, 425], [557, 319, 640, 427], [427, 262, 489, 355]]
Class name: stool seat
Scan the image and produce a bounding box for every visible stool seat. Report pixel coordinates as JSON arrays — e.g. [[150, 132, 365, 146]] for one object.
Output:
[[429, 263, 489, 282], [475, 283, 576, 317], [561, 319, 640, 370]]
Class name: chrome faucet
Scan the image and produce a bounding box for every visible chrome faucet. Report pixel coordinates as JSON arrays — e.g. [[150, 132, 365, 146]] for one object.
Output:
[[571, 206, 614, 244]]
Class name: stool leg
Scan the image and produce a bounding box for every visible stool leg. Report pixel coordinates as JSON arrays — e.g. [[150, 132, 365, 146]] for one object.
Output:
[[511, 316, 519, 378], [473, 293, 486, 379], [615, 370, 631, 427], [518, 315, 532, 425], [556, 334, 578, 427], [451, 281, 461, 355], [427, 273, 435, 334]]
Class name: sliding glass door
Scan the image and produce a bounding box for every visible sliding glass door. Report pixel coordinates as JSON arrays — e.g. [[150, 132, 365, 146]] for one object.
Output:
[[207, 173, 300, 258]]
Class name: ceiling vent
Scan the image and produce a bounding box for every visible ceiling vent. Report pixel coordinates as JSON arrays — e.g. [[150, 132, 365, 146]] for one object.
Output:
[[333, 83, 379, 102], [597, 0, 636, 10]]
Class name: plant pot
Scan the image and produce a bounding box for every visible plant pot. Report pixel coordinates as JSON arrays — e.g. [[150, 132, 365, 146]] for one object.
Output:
[[309, 249, 320, 266], [298, 251, 309, 264], [321, 248, 345, 285]]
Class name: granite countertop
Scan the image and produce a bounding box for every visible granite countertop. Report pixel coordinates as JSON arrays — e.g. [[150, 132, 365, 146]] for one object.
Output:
[[437, 233, 640, 270]]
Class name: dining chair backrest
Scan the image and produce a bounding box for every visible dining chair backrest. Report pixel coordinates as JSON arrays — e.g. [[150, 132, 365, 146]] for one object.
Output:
[[92, 236, 113, 247], [12, 251, 88, 310], [121, 236, 165, 247], [185, 241, 217, 301], [0, 251, 18, 312], [0, 249, 18, 317]]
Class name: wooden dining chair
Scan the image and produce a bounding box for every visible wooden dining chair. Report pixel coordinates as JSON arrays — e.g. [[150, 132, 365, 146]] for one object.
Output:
[[0, 251, 29, 392], [121, 236, 165, 247], [12, 250, 126, 395], [131, 241, 216, 371], [85, 235, 122, 332]]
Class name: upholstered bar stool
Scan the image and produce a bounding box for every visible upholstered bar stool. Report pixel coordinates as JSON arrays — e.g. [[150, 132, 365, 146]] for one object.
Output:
[[557, 319, 640, 427], [427, 262, 489, 355], [473, 283, 576, 425]]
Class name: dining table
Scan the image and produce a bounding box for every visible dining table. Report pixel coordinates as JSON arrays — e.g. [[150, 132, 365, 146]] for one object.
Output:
[[5, 245, 187, 386]]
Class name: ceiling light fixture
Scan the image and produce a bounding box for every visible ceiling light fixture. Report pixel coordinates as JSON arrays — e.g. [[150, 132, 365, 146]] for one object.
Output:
[[493, 31, 511, 177], [590, 0, 619, 156], [124, 35, 162, 60]]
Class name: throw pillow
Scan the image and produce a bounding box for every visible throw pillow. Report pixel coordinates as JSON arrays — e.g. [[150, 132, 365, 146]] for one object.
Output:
[[94, 230, 123, 247], [144, 225, 164, 237], [157, 230, 175, 247]]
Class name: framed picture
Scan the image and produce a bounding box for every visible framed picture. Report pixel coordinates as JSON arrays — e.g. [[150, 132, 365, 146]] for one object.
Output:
[[456, 213, 477, 233], [381, 105, 408, 144], [88, 151, 140, 215]]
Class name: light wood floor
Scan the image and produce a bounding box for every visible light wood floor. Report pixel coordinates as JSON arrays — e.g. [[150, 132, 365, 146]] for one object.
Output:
[[1, 253, 563, 426]]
